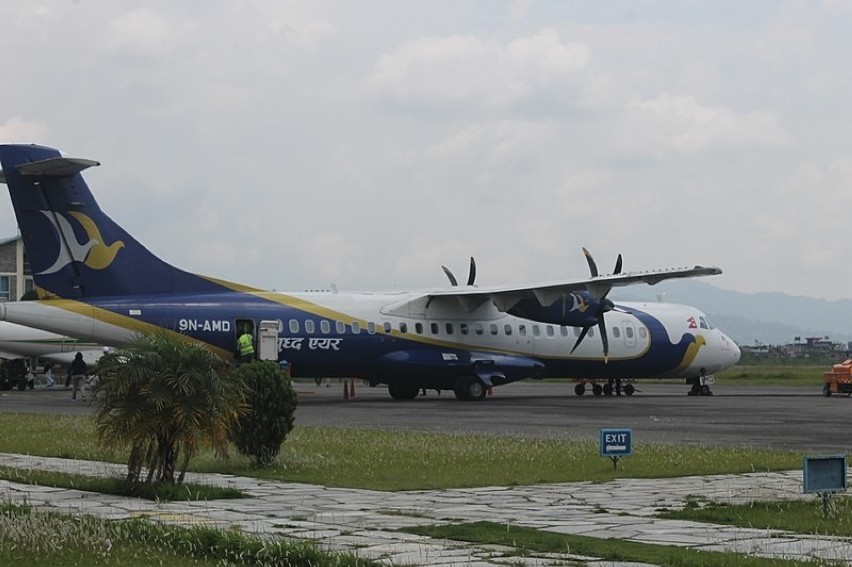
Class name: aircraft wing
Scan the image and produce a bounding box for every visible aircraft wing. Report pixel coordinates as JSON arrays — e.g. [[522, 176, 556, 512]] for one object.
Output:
[[421, 265, 722, 312]]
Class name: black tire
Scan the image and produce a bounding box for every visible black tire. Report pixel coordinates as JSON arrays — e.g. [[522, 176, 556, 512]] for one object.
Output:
[[387, 383, 419, 400], [592, 383, 603, 396], [701, 385, 712, 396], [823, 383, 832, 397], [454, 376, 486, 401], [624, 384, 635, 396], [574, 383, 586, 396], [16, 380, 26, 391], [603, 383, 614, 396]]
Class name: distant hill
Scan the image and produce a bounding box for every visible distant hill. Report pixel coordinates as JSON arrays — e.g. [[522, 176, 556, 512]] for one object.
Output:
[[611, 279, 852, 346]]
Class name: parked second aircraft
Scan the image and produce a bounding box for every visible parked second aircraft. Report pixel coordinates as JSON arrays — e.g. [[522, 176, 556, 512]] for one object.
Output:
[[0, 144, 740, 401]]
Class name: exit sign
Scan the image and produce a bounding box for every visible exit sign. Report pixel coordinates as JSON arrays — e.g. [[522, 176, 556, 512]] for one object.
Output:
[[600, 428, 633, 457]]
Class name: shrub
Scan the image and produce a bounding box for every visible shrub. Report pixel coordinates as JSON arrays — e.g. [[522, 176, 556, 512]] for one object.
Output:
[[232, 361, 297, 466]]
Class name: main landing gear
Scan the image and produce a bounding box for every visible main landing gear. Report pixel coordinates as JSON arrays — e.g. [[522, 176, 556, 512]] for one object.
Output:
[[574, 378, 635, 397]]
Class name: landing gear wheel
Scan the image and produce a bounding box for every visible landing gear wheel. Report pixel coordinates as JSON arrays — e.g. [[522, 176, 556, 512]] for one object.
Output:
[[592, 383, 603, 396], [701, 385, 713, 396], [823, 383, 832, 397], [574, 383, 586, 396], [603, 383, 614, 396], [688, 383, 701, 396], [387, 383, 419, 400], [624, 384, 635, 396], [454, 376, 486, 401]]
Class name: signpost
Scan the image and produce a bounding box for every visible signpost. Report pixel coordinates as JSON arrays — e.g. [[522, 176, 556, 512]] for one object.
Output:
[[600, 428, 632, 470], [803, 455, 848, 517]]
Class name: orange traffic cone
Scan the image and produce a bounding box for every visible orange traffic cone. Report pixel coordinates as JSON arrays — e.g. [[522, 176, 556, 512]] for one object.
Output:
[[343, 379, 349, 400], [349, 378, 355, 398]]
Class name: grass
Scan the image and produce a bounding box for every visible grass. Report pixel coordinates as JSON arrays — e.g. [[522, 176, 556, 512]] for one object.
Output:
[[0, 503, 375, 566], [660, 495, 852, 537], [0, 466, 244, 501], [404, 521, 826, 566], [715, 364, 826, 387], [0, 414, 802, 490]]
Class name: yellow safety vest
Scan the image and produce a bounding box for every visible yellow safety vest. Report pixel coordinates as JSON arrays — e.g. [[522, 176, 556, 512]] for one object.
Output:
[[238, 333, 255, 356]]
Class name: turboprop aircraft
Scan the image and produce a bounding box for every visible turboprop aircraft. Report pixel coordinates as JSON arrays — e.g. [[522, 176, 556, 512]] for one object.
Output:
[[0, 143, 740, 401], [0, 321, 104, 366]]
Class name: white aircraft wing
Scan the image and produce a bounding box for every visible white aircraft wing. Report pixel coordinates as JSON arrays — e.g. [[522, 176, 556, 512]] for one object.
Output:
[[421, 265, 722, 312]]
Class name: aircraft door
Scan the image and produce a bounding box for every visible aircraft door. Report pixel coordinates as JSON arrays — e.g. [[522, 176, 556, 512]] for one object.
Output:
[[257, 320, 280, 361]]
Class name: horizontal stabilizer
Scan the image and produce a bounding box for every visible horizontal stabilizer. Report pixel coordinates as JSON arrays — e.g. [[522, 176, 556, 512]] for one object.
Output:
[[16, 157, 100, 179]]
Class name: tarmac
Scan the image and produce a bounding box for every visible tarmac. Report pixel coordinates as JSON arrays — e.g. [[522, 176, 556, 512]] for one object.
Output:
[[1, 453, 851, 565]]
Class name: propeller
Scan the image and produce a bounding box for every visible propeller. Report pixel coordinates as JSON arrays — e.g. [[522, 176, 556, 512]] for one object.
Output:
[[441, 257, 477, 287], [570, 247, 622, 361]]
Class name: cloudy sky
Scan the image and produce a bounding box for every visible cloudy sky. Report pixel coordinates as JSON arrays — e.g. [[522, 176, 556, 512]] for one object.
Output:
[[1, 1, 851, 300]]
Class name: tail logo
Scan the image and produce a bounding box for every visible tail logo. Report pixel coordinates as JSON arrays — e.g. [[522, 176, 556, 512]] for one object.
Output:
[[37, 210, 125, 274]]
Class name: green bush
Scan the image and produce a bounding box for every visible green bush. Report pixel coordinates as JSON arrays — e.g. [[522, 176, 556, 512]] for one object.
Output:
[[232, 361, 297, 466]]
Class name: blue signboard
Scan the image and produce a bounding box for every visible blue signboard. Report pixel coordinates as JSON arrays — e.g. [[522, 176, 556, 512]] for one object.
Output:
[[803, 455, 847, 494], [600, 428, 633, 458]]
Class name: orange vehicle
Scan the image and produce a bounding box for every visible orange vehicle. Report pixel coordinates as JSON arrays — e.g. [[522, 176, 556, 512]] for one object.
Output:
[[822, 359, 852, 396]]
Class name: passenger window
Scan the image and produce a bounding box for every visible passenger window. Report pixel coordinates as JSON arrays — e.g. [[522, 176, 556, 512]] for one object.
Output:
[[504, 324, 513, 336], [383, 322, 392, 333], [612, 327, 621, 338], [574, 327, 581, 337], [626, 326, 634, 338], [560, 326, 569, 337], [351, 321, 361, 334], [519, 325, 527, 337], [415, 322, 423, 334], [490, 324, 498, 335], [367, 322, 376, 334], [460, 323, 469, 335], [445, 323, 454, 334], [546, 326, 554, 337], [430, 322, 439, 334], [532, 325, 541, 337], [336, 321, 345, 334], [305, 320, 315, 334], [399, 322, 408, 333], [320, 320, 330, 334], [475, 323, 484, 336], [639, 327, 647, 338], [289, 319, 299, 333]]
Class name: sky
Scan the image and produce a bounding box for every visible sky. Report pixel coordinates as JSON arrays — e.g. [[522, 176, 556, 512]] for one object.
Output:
[[1, 1, 851, 300]]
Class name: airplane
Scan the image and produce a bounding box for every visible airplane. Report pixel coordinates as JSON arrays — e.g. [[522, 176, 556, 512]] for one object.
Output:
[[0, 143, 740, 401], [0, 321, 104, 366]]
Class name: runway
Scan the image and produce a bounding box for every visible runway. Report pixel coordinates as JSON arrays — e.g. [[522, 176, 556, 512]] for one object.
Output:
[[4, 380, 847, 453]]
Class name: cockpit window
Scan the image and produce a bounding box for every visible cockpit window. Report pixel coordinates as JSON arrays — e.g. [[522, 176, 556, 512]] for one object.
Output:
[[699, 316, 709, 330]]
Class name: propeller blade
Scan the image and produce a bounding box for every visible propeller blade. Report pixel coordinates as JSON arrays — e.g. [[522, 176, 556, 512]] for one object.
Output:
[[613, 253, 623, 275], [582, 247, 599, 277], [598, 318, 609, 363], [466, 256, 477, 286], [441, 265, 458, 287], [570, 326, 590, 354]]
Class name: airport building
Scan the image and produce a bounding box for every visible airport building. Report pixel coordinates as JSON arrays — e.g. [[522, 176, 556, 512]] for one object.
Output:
[[0, 234, 33, 301]]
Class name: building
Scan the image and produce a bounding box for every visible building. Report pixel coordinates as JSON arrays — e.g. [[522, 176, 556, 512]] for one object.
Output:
[[0, 235, 33, 301]]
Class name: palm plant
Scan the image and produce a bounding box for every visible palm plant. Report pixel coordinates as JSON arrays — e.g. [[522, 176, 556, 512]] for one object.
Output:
[[92, 332, 248, 485]]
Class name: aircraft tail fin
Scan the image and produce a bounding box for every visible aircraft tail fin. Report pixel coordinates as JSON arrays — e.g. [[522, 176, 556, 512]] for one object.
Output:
[[0, 144, 241, 298]]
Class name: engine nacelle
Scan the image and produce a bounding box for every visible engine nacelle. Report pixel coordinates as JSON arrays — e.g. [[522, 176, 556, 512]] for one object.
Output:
[[506, 292, 602, 327]]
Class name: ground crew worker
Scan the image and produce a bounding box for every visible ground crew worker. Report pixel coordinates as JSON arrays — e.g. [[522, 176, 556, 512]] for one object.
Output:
[[237, 328, 255, 363]]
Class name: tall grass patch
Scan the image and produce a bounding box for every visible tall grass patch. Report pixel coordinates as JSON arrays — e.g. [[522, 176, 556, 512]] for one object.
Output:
[[0, 414, 801, 490]]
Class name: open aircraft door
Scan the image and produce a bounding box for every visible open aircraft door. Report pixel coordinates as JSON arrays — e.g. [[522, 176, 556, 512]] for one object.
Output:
[[257, 320, 280, 361]]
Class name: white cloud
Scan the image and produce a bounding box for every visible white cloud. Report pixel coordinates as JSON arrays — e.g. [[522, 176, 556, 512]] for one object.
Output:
[[368, 27, 590, 109], [0, 117, 49, 143], [614, 93, 790, 158]]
